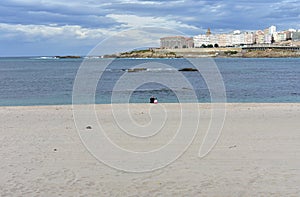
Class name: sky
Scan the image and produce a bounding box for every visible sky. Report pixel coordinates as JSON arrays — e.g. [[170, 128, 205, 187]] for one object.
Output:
[[0, 0, 300, 56]]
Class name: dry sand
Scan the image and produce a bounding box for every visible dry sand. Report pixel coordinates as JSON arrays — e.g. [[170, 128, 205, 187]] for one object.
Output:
[[0, 103, 300, 196]]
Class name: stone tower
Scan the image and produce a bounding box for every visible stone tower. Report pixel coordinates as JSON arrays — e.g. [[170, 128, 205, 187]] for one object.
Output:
[[206, 28, 211, 36]]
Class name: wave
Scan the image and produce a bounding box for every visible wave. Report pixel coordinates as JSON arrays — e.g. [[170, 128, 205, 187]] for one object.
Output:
[[83, 56, 102, 59], [31, 56, 59, 60], [146, 68, 176, 72]]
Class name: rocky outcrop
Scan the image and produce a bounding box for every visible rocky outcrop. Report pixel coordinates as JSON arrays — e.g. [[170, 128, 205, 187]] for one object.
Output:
[[127, 68, 147, 72], [54, 56, 81, 59], [242, 49, 300, 58], [105, 49, 182, 58], [178, 68, 198, 72]]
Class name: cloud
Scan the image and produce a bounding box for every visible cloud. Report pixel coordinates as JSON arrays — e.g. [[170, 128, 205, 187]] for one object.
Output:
[[114, 0, 165, 5], [0, 0, 300, 56], [0, 1, 115, 28], [89, 27, 188, 56], [106, 14, 199, 31], [269, 0, 300, 18], [1, 0, 297, 31], [0, 23, 110, 40]]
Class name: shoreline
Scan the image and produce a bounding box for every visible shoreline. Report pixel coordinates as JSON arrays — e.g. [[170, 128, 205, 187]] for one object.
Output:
[[104, 47, 300, 58], [1, 55, 300, 59], [0, 102, 299, 108]]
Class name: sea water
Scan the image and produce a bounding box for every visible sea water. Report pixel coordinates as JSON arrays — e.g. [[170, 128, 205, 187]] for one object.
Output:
[[0, 57, 299, 106]]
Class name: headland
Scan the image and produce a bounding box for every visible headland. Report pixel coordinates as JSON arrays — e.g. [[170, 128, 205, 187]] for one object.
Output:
[[104, 46, 300, 58]]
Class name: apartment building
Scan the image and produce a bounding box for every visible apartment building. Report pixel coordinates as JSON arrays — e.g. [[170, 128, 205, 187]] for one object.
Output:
[[194, 30, 254, 47]]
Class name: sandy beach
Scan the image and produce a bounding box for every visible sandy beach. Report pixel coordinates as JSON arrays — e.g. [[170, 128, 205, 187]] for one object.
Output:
[[0, 103, 300, 196]]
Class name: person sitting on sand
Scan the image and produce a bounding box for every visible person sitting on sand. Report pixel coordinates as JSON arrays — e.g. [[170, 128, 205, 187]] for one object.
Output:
[[150, 96, 155, 103]]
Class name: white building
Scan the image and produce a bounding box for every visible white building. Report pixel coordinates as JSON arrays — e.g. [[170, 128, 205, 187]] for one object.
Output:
[[217, 34, 233, 46], [273, 32, 285, 42], [269, 25, 277, 35], [255, 30, 265, 44], [194, 30, 254, 47], [232, 31, 245, 45], [193, 35, 210, 47], [244, 32, 255, 45], [264, 34, 272, 44]]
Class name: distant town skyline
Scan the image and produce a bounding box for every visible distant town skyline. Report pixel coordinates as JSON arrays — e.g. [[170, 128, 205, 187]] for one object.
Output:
[[160, 25, 300, 49], [1, 0, 300, 56]]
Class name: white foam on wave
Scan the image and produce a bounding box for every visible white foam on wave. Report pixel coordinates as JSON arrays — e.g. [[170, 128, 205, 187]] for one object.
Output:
[[32, 56, 59, 60]]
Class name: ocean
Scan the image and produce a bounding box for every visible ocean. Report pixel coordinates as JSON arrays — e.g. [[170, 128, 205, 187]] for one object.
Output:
[[0, 57, 299, 106]]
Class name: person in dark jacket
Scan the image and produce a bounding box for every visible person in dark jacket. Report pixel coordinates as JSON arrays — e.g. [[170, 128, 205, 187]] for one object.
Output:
[[150, 96, 155, 103]]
